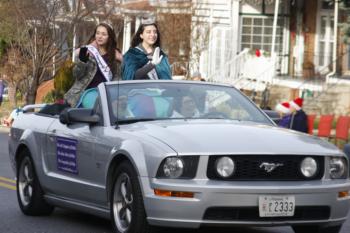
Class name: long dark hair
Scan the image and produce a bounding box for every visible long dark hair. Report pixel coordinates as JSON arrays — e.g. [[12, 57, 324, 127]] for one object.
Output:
[[131, 23, 161, 48], [87, 23, 118, 74]]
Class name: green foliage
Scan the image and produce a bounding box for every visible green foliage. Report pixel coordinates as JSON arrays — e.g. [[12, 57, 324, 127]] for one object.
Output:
[[41, 60, 75, 103], [42, 90, 56, 104], [53, 60, 75, 100], [341, 0, 350, 44]]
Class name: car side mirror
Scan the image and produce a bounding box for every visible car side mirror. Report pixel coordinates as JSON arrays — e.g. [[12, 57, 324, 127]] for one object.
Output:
[[59, 108, 100, 125]]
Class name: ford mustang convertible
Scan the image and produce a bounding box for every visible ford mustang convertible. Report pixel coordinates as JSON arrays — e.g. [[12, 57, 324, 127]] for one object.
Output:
[[8, 81, 350, 233]]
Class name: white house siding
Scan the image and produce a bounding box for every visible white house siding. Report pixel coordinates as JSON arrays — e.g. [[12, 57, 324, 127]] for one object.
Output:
[[191, 0, 240, 79], [193, 0, 291, 82]]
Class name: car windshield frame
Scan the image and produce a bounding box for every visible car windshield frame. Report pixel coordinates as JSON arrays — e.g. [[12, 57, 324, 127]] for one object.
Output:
[[105, 81, 273, 126]]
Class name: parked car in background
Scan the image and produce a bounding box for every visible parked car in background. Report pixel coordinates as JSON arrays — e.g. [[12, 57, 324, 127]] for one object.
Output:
[[8, 81, 350, 233], [263, 109, 281, 124]]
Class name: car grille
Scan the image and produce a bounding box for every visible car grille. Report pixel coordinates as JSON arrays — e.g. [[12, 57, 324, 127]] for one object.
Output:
[[207, 155, 324, 181], [203, 206, 330, 221]]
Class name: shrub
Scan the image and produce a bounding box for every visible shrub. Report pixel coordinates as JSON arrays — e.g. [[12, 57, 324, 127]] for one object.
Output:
[[53, 60, 75, 99]]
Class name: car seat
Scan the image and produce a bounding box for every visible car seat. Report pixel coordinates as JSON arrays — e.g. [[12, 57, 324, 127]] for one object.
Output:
[[128, 94, 156, 118], [76, 88, 98, 109]]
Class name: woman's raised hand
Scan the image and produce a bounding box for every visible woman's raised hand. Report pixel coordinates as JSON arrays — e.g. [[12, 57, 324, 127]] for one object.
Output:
[[79, 47, 89, 63], [151, 47, 163, 65]]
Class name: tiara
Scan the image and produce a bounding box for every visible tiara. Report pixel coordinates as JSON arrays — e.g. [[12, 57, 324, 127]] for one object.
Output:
[[141, 15, 156, 25], [98, 21, 114, 30]]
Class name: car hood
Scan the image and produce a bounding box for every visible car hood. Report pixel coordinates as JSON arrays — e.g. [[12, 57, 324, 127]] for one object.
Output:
[[126, 120, 341, 156]]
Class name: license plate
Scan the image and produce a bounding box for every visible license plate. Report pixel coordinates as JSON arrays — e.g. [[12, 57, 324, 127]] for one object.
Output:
[[259, 195, 295, 217]]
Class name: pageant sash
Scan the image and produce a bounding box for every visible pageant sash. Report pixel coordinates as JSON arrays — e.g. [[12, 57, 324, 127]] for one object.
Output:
[[86, 45, 112, 81]]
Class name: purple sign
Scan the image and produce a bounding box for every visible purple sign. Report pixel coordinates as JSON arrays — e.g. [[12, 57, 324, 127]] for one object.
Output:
[[56, 136, 78, 174]]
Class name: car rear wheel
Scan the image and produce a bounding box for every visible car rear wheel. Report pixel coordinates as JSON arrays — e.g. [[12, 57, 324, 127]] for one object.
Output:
[[111, 161, 158, 233], [17, 151, 54, 215], [292, 224, 342, 233]]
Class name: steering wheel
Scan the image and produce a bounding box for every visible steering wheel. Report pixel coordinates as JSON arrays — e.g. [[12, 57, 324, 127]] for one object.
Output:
[[202, 111, 229, 119]]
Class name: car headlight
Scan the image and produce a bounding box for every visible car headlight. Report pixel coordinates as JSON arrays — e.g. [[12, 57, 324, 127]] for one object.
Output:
[[329, 157, 347, 179], [163, 157, 184, 178], [215, 157, 235, 178], [300, 157, 318, 178], [156, 156, 199, 179]]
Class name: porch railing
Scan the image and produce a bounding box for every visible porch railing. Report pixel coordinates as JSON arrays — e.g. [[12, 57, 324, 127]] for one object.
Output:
[[296, 51, 350, 115], [207, 48, 250, 84], [296, 50, 350, 95], [235, 54, 278, 92]]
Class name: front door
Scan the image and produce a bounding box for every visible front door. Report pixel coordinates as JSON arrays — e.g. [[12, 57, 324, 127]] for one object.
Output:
[[315, 0, 334, 73], [43, 103, 108, 207], [44, 121, 103, 203]]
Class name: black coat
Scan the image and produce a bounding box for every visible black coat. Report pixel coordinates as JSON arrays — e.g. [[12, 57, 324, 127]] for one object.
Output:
[[290, 109, 308, 133]]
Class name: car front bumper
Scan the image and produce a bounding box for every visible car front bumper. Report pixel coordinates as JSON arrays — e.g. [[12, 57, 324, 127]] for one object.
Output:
[[141, 178, 350, 229]]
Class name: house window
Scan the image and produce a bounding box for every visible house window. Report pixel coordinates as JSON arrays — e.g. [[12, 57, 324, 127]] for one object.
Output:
[[321, 0, 334, 10], [240, 16, 284, 54], [315, 3, 334, 71]]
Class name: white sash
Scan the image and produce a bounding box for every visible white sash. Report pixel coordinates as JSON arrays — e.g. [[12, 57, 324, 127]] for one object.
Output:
[[86, 45, 112, 82]]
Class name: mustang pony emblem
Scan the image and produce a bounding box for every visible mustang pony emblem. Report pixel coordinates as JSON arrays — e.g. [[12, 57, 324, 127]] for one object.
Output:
[[259, 162, 284, 173]]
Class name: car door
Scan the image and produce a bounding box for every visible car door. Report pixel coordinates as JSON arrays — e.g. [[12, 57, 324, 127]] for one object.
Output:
[[43, 100, 107, 206]]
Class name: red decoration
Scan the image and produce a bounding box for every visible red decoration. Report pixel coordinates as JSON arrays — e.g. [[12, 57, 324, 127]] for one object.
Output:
[[255, 49, 261, 57]]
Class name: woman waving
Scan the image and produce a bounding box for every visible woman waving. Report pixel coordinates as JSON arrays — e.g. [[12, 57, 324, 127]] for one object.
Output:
[[122, 18, 171, 80]]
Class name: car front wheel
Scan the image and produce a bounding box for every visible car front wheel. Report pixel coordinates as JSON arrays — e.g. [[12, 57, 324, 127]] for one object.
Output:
[[17, 150, 54, 215], [292, 224, 342, 233], [111, 161, 158, 233]]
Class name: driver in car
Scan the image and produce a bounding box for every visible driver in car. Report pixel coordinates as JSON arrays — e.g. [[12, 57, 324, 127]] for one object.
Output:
[[171, 95, 200, 118], [112, 95, 134, 119]]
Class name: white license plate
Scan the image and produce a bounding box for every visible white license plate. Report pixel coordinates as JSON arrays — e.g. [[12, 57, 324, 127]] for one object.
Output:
[[259, 195, 295, 217]]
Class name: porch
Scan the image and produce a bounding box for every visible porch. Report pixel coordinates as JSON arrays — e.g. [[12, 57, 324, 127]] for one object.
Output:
[[205, 0, 350, 115]]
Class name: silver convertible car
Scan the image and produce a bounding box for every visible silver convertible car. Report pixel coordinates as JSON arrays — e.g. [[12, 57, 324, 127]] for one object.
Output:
[[8, 81, 350, 233]]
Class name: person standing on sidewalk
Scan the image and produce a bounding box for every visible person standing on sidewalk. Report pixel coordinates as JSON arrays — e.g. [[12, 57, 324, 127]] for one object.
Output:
[[275, 101, 292, 128], [289, 97, 308, 133]]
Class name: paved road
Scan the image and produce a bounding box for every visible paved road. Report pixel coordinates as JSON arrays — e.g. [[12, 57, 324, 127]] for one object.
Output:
[[0, 128, 349, 233]]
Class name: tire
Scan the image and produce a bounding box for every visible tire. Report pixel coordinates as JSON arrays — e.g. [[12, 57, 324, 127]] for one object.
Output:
[[292, 224, 342, 233], [16, 150, 54, 216], [110, 161, 158, 233]]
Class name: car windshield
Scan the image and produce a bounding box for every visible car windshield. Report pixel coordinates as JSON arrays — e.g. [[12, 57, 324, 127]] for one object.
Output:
[[106, 82, 272, 125]]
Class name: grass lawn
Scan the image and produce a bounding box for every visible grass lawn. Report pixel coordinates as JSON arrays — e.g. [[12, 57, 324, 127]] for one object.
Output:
[[0, 100, 13, 118]]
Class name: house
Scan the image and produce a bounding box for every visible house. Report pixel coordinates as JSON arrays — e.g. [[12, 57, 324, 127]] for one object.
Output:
[[191, 0, 350, 114], [63, 0, 350, 114]]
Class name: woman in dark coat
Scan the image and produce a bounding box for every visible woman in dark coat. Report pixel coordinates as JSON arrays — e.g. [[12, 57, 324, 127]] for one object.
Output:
[[122, 18, 171, 80]]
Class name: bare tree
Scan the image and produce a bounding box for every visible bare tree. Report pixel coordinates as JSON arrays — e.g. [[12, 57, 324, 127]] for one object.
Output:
[[1, 0, 116, 105], [0, 46, 29, 107], [9, 0, 86, 104], [1, 0, 124, 104]]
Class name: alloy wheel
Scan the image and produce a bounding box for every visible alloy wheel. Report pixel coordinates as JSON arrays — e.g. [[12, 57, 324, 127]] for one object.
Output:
[[113, 172, 134, 233], [18, 157, 34, 206]]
